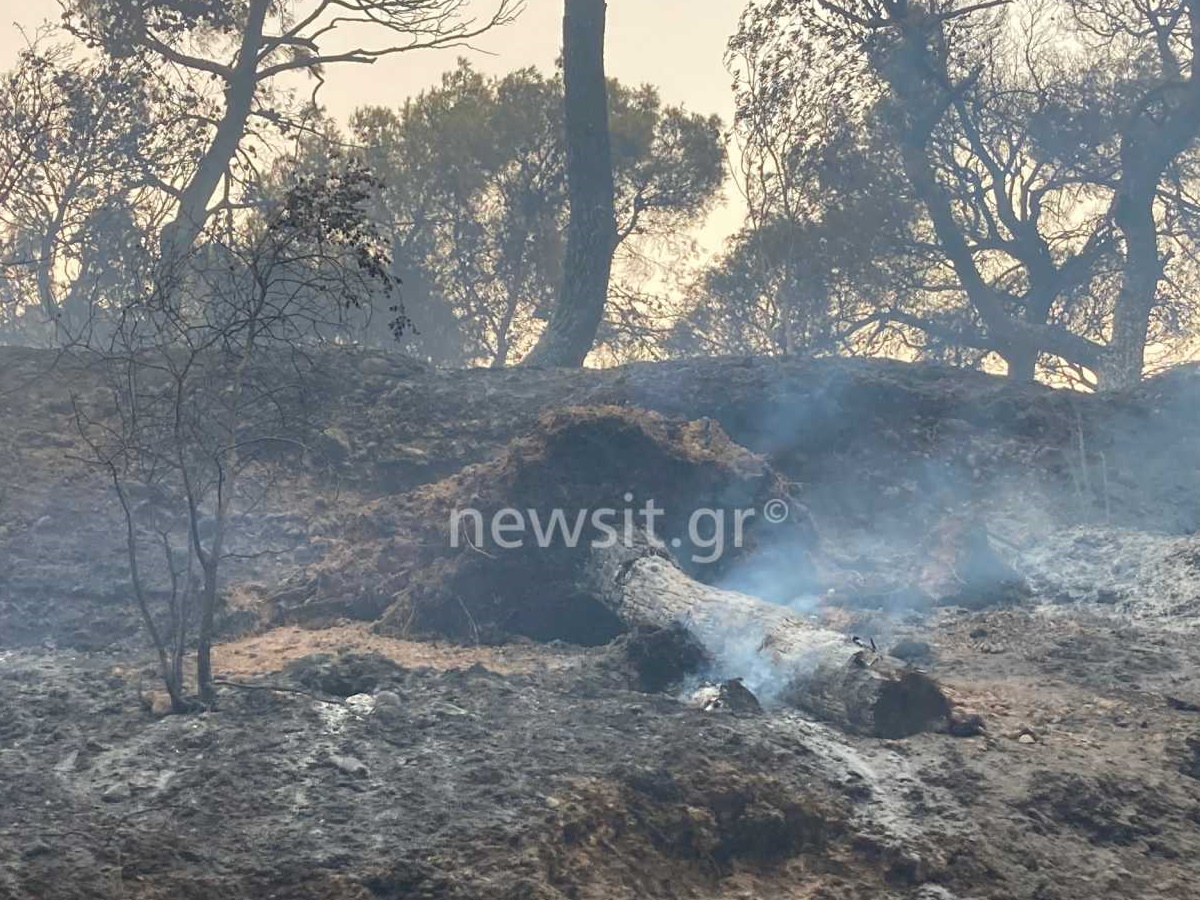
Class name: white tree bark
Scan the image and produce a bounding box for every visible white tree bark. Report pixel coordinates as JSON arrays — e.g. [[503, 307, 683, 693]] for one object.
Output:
[[583, 535, 951, 738]]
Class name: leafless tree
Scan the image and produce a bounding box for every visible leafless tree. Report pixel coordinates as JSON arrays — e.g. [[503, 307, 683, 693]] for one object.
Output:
[[72, 164, 398, 709]]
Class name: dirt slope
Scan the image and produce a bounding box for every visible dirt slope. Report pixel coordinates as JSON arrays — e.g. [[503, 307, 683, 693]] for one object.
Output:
[[2, 348, 1200, 899], [4, 347, 1199, 648]]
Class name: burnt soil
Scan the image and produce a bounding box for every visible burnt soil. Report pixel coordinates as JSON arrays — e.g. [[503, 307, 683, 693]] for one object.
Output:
[[2, 348, 1200, 899]]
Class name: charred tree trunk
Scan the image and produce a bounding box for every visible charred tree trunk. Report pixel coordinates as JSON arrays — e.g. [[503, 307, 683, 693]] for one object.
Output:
[[196, 561, 219, 704], [1105, 193, 1161, 390], [1003, 343, 1038, 383], [523, 0, 616, 367], [1099, 0, 1200, 389], [582, 534, 950, 738], [330, 406, 950, 738]]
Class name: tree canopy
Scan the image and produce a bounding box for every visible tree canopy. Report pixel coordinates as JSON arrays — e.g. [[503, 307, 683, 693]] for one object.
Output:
[[714, 0, 1200, 387], [323, 61, 724, 365], [5, 0, 1200, 386]]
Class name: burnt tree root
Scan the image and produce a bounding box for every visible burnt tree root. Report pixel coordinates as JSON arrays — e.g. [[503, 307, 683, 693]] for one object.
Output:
[[296, 405, 950, 736]]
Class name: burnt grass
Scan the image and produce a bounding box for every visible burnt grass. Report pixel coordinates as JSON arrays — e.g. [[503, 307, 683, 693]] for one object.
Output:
[[0, 649, 862, 900], [3, 348, 1200, 899], [4, 632, 1200, 900]]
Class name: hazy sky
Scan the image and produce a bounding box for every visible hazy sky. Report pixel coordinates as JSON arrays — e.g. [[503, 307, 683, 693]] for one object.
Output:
[[1, 0, 746, 246]]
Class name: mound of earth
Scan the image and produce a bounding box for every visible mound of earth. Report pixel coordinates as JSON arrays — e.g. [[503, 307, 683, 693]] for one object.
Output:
[[283, 405, 810, 642]]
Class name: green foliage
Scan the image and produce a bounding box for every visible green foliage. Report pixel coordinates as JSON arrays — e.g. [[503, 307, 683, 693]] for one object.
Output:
[[318, 60, 724, 365]]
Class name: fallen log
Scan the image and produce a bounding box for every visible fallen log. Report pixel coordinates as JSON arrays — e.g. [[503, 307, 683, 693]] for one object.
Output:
[[582, 533, 951, 738], [311, 405, 950, 737]]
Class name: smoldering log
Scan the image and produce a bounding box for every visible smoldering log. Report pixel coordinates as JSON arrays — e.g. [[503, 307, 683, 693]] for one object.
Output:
[[582, 534, 950, 739], [320, 405, 949, 737]]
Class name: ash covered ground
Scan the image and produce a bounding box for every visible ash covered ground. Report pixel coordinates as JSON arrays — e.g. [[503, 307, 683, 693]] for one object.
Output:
[[2, 348, 1200, 900]]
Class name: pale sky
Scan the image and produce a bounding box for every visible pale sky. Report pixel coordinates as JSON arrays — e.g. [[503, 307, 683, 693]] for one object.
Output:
[[1, 0, 746, 248]]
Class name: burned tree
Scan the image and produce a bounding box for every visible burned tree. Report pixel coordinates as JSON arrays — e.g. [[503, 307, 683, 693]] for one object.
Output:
[[730, 0, 1200, 387], [583, 532, 949, 737], [0, 43, 199, 344], [523, 0, 618, 367], [0, 1, 517, 345], [73, 165, 399, 710]]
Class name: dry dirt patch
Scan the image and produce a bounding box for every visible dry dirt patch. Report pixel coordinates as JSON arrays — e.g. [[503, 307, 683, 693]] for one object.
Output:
[[212, 623, 579, 679]]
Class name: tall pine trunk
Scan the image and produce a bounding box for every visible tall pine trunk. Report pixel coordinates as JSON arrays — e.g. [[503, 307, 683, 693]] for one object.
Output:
[[523, 0, 616, 367]]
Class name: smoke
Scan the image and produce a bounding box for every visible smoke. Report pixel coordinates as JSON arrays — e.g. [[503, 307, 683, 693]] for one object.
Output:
[[715, 548, 823, 616], [677, 605, 830, 706], [688, 616, 786, 702]]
